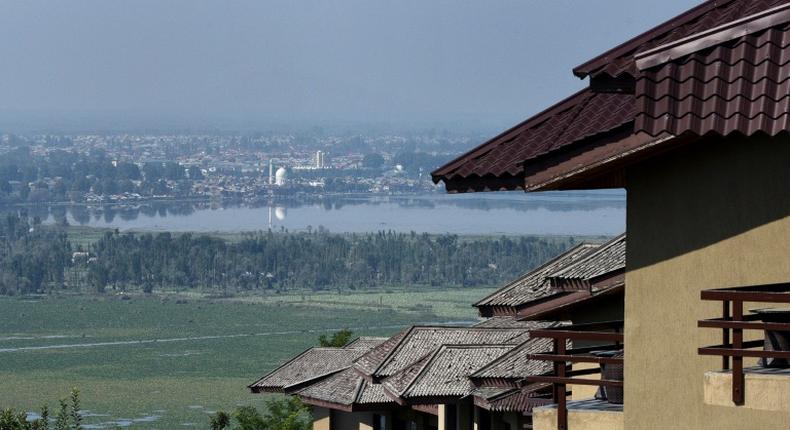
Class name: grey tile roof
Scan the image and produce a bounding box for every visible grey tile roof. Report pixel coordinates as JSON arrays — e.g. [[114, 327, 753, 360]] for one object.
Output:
[[474, 243, 601, 308], [297, 367, 392, 407], [249, 347, 370, 392], [343, 337, 389, 350], [383, 344, 516, 400], [471, 333, 565, 380], [547, 234, 625, 288], [472, 385, 552, 413], [355, 326, 533, 379], [471, 386, 514, 400], [473, 317, 561, 330], [353, 328, 410, 376]]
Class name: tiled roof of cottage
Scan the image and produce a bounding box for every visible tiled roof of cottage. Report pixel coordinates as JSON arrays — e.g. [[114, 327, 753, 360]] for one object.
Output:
[[472, 385, 553, 413], [470, 335, 561, 380], [353, 328, 410, 377], [547, 234, 626, 289], [297, 367, 392, 410], [474, 243, 600, 309], [343, 337, 389, 350], [354, 326, 531, 379], [473, 316, 559, 329], [249, 346, 371, 393], [382, 345, 515, 401]]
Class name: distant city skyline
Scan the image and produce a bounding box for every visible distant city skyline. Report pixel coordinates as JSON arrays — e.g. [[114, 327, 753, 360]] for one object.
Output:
[[1, 0, 699, 132]]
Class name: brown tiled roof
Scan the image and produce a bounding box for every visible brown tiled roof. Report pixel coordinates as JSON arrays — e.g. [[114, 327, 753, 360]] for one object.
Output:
[[297, 367, 392, 410], [547, 234, 625, 290], [354, 326, 531, 379], [249, 347, 369, 393], [474, 243, 600, 309], [430, 89, 635, 193], [574, 0, 790, 79], [434, 1, 790, 194], [382, 345, 515, 402], [635, 6, 790, 137]]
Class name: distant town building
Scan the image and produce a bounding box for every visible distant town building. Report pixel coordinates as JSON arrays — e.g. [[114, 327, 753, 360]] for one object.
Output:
[[275, 167, 287, 186], [315, 150, 325, 169]]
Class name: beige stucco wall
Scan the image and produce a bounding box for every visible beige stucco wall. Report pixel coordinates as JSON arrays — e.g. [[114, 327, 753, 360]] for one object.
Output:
[[625, 135, 790, 429], [570, 362, 600, 400], [705, 369, 790, 411], [532, 405, 623, 430]]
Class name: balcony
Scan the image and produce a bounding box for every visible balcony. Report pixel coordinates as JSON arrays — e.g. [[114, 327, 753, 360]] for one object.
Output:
[[699, 282, 790, 411], [522, 321, 624, 430]]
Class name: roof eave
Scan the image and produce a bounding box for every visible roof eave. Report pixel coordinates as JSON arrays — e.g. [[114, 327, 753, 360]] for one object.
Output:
[[522, 131, 677, 192]]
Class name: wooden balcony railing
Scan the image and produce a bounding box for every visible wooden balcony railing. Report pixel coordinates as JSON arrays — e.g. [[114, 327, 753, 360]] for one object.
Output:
[[523, 320, 624, 430], [699, 282, 790, 405]]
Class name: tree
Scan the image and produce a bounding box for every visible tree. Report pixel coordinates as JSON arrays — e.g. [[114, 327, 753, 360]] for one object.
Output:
[[210, 411, 231, 430], [318, 329, 353, 347], [210, 397, 311, 430], [0, 390, 79, 430]]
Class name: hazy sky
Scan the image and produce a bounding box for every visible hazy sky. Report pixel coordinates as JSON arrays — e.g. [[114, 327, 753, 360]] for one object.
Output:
[[0, 0, 700, 131]]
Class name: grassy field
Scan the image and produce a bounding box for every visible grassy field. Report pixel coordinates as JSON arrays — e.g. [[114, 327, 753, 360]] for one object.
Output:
[[0, 288, 491, 429]]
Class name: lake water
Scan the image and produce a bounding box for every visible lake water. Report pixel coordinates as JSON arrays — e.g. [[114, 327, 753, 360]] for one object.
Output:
[[35, 190, 625, 235]]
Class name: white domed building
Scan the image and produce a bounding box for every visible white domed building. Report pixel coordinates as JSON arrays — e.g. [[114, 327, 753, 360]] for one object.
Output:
[[274, 167, 287, 186]]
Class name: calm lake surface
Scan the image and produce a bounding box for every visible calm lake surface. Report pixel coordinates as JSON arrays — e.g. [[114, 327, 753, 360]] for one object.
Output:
[[35, 190, 625, 235]]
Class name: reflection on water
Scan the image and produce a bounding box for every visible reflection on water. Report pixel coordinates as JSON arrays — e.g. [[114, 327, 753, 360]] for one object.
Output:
[[25, 190, 625, 235]]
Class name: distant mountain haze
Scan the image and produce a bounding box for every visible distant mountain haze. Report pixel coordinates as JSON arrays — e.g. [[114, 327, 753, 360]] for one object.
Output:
[[0, 0, 698, 131]]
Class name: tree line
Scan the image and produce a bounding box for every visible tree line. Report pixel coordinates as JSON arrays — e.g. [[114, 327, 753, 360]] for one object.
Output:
[[0, 147, 202, 204], [0, 213, 577, 295]]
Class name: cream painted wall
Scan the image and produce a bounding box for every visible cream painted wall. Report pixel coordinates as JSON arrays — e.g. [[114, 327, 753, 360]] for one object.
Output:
[[571, 362, 601, 400], [533, 406, 623, 430], [625, 135, 790, 429]]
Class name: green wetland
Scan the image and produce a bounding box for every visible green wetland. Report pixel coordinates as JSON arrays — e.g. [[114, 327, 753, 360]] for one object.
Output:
[[0, 288, 489, 429]]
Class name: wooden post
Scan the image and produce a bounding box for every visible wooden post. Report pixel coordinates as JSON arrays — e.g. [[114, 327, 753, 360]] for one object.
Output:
[[732, 300, 744, 405], [722, 300, 730, 370], [554, 338, 567, 430]]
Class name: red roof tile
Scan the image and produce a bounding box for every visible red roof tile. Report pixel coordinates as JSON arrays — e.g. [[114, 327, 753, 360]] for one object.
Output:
[[636, 7, 790, 137], [431, 90, 634, 193], [574, 0, 790, 79]]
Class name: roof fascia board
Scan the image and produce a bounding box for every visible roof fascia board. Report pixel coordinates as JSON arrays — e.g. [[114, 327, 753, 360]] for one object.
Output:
[[298, 396, 354, 412], [517, 285, 624, 320], [524, 132, 675, 192], [636, 2, 790, 70]]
